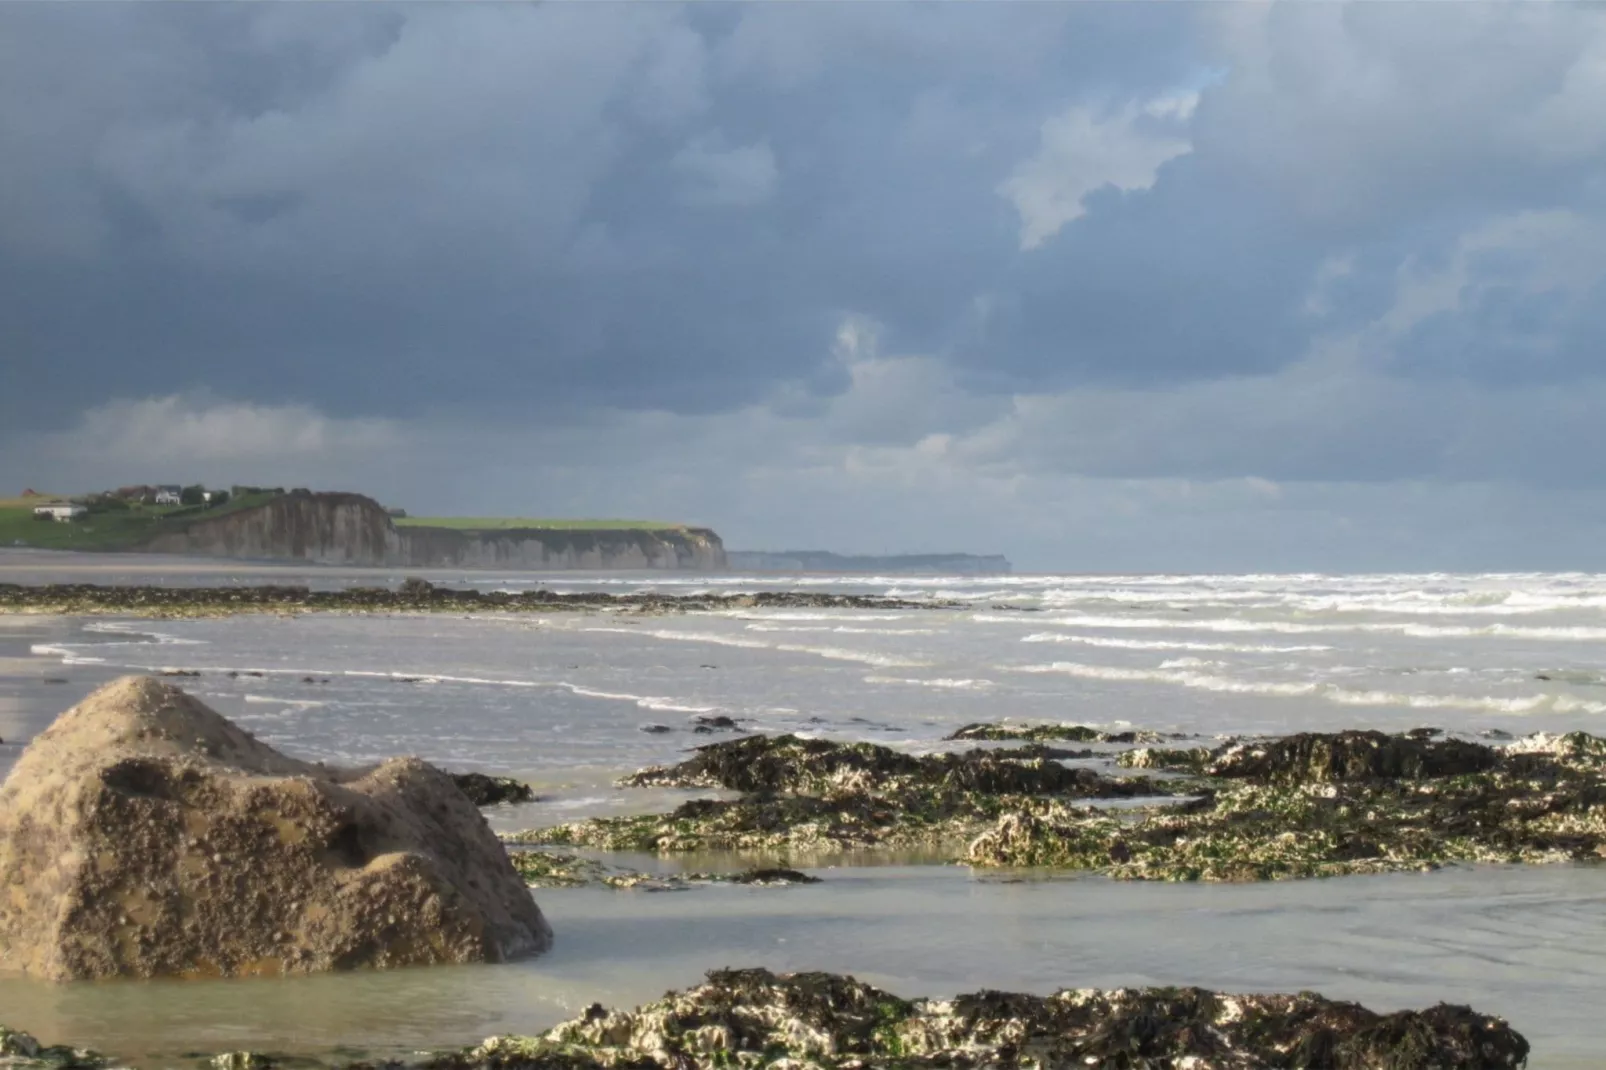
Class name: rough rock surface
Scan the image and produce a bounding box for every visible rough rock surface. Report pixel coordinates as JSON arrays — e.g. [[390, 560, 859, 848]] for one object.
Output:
[[619, 733, 1150, 798], [0, 676, 551, 981], [429, 967, 1529, 1070], [1206, 730, 1499, 783], [529, 734, 1171, 855], [946, 721, 1172, 744], [509, 849, 819, 890], [969, 730, 1606, 880]]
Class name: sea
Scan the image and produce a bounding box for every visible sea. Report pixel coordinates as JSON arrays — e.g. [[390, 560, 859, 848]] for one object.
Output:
[[2, 551, 1605, 1067]]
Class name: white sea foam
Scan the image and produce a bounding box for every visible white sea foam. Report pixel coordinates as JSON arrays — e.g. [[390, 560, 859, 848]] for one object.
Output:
[[243, 694, 326, 709], [584, 627, 773, 651], [1020, 632, 1332, 654], [745, 624, 935, 635], [30, 643, 106, 664], [863, 676, 995, 690], [1017, 660, 1606, 715], [726, 612, 912, 622], [563, 685, 719, 714], [583, 627, 929, 667], [998, 613, 1606, 642]]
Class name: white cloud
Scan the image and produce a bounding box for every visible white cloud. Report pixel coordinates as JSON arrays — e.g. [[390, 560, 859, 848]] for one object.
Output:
[[671, 133, 778, 207], [1000, 96, 1192, 250], [38, 394, 398, 474]]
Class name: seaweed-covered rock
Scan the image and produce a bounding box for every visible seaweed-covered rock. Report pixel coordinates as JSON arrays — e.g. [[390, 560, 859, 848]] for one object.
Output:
[[0, 1025, 108, 1068], [1117, 746, 1214, 773], [968, 752, 1606, 880], [536, 734, 1171, 855], [451, 773, 536, 806], [528, 792, 969, 853], [507, 849, 820, 890], [947, 722, 1167, 744], [622, 733, 1151, 799], [1208, 730, 1499, 783], [0, 676, 551, 980], [429, 967, 1528, 1070]]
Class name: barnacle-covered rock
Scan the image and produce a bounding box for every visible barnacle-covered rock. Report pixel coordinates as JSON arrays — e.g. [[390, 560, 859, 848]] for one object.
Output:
[[425, 967, 1528, 1070]]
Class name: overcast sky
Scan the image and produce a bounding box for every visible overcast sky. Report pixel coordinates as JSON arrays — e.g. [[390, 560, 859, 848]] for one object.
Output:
[[6, 2, 1606, 572]]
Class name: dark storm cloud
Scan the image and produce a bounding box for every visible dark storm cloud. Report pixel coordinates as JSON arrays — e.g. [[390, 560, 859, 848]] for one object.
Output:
[[0, 2, 1203, 428], [7, 0, 1606, 504]]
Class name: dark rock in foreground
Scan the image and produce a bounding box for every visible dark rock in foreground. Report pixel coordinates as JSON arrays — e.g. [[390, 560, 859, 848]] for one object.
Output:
[[0, 968, 1528, 1069], [0, 676, 551, 980], [450, 772, 537, 806], [428, 967, 1529, 1070]]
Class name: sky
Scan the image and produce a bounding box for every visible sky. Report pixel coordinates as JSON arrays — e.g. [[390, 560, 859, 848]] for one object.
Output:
[[6, 2, 1606, 572]]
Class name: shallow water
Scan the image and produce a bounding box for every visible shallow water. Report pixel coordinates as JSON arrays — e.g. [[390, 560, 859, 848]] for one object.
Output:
[[6, 559, 1606, 1066]]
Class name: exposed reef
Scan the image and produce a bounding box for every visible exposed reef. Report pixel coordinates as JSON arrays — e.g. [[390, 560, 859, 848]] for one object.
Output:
[[519, 734, 1173, 854], [971, 728, 1606, 880], [432, 967, 1528, 1070], [521, 722, 1606, 883], [0, 581, 945, 619], [508, 849, 819, 890], [0, 967, 1529, 1069]]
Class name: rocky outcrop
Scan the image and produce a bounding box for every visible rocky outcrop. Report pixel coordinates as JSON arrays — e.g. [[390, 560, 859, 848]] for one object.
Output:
[[138, 491, 725, 570], [433, 967, 1529, 1070], [0, 967, 1529, 1069], [0, 676, 551, 980], [526, 734, 1171, 855]]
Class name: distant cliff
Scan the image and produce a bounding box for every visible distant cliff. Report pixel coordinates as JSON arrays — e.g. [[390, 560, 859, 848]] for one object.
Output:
[[140, 491, 726, 570], [726, 550, 1012, 575]]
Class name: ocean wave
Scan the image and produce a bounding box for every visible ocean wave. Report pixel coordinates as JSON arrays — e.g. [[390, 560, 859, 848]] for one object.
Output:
[[1002, 613, 1606, 642], [863, 675, 995, 690], [1020, 632, 1332, 654], [29, 643, 106, 665], [563, 685, 719, 714], [1017, 660, 1606, 715], [585, 627, 773, 650], [728, 612, 913, 622], [745, 624, 936, 635], [583, 627, 929, 667], [242, 694, 326, 709]]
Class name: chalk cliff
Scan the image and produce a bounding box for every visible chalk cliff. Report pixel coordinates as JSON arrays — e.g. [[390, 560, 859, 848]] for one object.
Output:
[[141, 492, 725, 571]]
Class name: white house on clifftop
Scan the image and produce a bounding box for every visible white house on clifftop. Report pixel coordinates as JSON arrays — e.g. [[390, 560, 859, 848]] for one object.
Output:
[[33, 502, 86, 522]]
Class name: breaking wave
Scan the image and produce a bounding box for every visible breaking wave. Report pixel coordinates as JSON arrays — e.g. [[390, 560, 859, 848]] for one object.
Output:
[[1018, 661, 1606, 715], [1020, 633, 1332, 654]]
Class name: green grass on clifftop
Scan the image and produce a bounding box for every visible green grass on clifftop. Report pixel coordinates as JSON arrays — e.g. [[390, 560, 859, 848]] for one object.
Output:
[[394, 517, 690, 531], [0, 492, 283, 552]]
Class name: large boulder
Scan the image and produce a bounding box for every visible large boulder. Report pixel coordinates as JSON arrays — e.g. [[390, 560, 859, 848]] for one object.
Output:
[[0, 676, 552, 981]]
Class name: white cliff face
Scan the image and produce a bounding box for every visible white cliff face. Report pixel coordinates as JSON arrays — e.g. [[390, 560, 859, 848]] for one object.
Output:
[[398, 526, 725, 570], [140, 493, 726, 571]]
